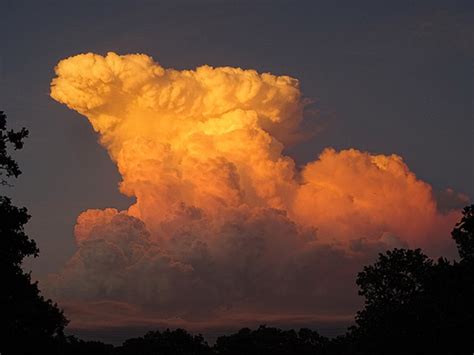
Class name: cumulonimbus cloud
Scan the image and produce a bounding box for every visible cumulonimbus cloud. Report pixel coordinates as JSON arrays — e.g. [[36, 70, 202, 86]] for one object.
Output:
[[46, 52, 465, 330]]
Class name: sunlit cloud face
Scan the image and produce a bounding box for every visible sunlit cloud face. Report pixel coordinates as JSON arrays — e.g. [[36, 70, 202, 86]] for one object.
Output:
[[48, 52, 463, 330]]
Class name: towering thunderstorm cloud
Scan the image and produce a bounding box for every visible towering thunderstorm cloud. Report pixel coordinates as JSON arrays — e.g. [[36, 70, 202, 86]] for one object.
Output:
[[48, 52, 465, 330]]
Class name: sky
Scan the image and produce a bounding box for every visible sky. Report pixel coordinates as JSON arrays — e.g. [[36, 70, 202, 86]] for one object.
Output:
[[1, 0, 473, 342]]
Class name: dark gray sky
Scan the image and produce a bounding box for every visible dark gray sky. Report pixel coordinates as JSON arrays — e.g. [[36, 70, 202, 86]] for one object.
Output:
[[1, 0, 473, 276]]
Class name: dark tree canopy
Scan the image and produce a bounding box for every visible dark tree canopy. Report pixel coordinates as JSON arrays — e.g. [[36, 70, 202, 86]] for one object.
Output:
[[0, 111, 28, 185], [452, 205, 474, 262], [116, 328, 213, 355], [0, 111, 68, 355], [58, 336, 115, 355], [356, 248, 433, 308], [214, 325, 330, 355], [1, 196, 38, 266], [342, 206, 474, 355]]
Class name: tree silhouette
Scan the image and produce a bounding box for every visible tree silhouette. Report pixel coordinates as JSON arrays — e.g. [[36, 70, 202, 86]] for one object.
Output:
[[116, 328, 213, 355], [59, 335, 115, 355], [0, 111, 28, 185], [452, 205, 474, 262], [445, 204, 474, 353], [214, 325, 330, 355], [356, 248, 433, 308], [0, 111, 68, 355], [343, 205, 474, 355]]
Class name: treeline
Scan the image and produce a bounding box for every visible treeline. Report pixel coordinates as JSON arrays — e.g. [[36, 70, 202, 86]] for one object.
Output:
[[61, 327, 330, 355], [1, 110, 473, 354]]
